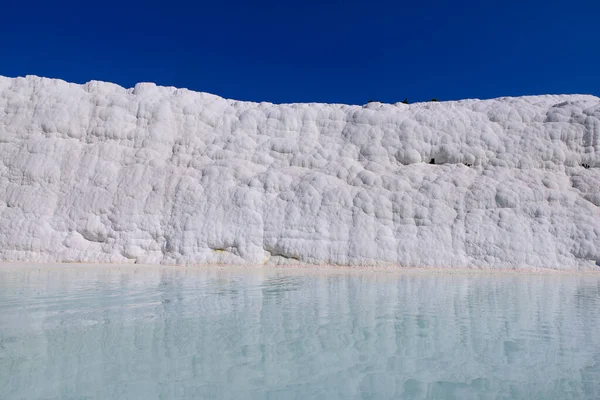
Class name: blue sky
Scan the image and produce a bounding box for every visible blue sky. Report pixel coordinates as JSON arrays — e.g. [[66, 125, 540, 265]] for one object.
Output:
[[1, 0, 598, 104]]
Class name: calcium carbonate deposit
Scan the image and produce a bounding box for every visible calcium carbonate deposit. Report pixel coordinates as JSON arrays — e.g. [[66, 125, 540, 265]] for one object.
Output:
[[0, 75, 598, 269]]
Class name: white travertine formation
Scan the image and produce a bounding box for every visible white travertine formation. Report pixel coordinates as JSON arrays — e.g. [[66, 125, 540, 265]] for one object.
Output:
[[0, 75, 598, 269]]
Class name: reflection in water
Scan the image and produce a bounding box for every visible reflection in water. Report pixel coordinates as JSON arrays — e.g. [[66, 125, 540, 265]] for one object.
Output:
[[1, 267, 600, 399]]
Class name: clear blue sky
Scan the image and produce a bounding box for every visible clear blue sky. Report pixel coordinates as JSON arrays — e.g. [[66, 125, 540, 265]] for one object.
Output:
[[1, 0, 598, 104]]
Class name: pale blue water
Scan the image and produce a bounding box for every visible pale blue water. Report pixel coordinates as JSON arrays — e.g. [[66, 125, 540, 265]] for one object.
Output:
[[1, 266, 600, 399]]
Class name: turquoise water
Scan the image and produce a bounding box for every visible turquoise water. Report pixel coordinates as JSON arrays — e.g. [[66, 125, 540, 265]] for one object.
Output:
[[1, 266, 600, 399]]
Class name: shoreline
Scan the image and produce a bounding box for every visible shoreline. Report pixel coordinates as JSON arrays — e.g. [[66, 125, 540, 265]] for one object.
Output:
[[2, 261, 599, 277]]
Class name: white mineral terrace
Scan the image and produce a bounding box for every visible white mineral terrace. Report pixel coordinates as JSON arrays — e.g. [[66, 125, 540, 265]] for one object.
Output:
[[0, 76, 598, 270]]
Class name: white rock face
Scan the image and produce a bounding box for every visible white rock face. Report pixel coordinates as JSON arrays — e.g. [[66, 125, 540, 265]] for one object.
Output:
[[0, 75, 599, 269]]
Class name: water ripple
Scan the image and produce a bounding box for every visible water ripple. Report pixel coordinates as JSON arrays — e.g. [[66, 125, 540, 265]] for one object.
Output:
[[1, 268, 600, 399]]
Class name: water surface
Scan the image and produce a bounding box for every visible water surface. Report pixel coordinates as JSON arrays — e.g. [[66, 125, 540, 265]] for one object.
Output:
[[1, 266, 600, 399]]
